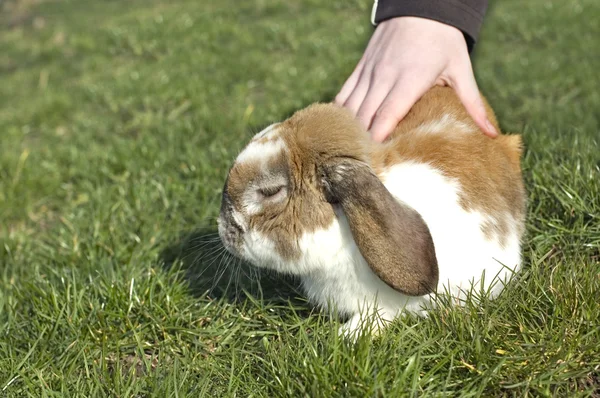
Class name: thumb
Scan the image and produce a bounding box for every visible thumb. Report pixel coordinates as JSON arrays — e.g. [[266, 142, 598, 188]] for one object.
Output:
[[453, 69, 498, 138]]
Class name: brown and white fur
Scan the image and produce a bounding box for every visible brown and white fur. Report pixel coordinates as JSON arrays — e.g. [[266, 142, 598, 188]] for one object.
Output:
[[218, 87, 526, 336]]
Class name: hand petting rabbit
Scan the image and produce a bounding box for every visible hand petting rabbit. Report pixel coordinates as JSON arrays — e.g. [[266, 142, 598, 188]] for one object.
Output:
[[218, 86, 526, 337]]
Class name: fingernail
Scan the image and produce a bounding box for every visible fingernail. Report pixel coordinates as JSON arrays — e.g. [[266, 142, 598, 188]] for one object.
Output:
[[485, 119, 499, 137]]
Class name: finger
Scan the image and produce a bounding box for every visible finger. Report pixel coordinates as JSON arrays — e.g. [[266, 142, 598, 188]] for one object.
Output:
[[356, 77, 395, 130], [453, 69, 498, 138], [369, 77, 430, 143], [335, 56, 366, 105], [342, 68, 372, 119]]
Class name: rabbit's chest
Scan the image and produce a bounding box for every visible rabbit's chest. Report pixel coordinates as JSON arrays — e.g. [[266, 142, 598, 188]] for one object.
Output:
[[299, 249, 429, 316]]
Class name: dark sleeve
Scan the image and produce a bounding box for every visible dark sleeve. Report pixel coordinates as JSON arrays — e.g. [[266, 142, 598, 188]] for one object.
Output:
[[371, 0, 488, 52]]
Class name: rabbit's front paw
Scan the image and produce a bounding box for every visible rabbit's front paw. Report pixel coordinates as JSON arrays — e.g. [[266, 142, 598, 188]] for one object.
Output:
[[338, 314, 364, 342], [338, 313, 388, 342]]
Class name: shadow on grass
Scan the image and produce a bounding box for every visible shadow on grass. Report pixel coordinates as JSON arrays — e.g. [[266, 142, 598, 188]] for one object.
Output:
[[160, 226, 308, 310]]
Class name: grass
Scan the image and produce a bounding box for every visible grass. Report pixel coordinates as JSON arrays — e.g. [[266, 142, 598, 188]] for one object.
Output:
[[0, 0, 599, 396]]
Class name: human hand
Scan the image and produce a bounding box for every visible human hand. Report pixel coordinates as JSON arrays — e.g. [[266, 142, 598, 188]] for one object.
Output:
[[335, 16, 497, 142]]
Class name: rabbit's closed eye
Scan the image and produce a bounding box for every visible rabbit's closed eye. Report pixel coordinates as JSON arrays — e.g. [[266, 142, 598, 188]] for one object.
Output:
[[258, 185, 285, 198]]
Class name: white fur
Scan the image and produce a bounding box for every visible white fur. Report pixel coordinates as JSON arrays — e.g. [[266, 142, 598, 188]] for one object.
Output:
[[236, 124, 285, 165], [242, 228, 285, 270], [236, 137, 286, 165], [414, 113, 473, 135]]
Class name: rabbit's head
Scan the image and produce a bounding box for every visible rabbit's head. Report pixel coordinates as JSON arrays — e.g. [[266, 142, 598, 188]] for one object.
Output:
[[218, 103, 439, 296]]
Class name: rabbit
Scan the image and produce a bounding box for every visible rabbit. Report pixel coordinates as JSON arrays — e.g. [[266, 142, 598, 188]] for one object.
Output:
[[218, 86, 526, 337]]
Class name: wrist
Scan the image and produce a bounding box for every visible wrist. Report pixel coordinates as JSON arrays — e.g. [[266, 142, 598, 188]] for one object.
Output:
[[371, 0, 487, 52]]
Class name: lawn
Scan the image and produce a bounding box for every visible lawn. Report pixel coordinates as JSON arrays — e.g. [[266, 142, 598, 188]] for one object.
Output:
[[1, 0, 599, 396]]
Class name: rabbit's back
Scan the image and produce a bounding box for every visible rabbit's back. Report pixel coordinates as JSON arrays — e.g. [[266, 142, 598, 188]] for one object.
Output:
[[373, 87, 526, 297]]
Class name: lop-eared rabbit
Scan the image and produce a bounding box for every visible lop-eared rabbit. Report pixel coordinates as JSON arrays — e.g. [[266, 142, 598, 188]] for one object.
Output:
[[218, 87, 526, 336]]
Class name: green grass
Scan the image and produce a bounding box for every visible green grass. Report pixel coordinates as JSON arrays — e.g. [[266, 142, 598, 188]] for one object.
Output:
[[1, 0, 599, 396]]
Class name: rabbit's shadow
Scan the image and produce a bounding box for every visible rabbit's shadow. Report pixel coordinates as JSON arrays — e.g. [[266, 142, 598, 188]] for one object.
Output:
[[159, 226, 308, 311]]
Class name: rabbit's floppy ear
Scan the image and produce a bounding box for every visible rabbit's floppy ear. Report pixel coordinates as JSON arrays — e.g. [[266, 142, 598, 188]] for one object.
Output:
[[321, 158, 439, 296]]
